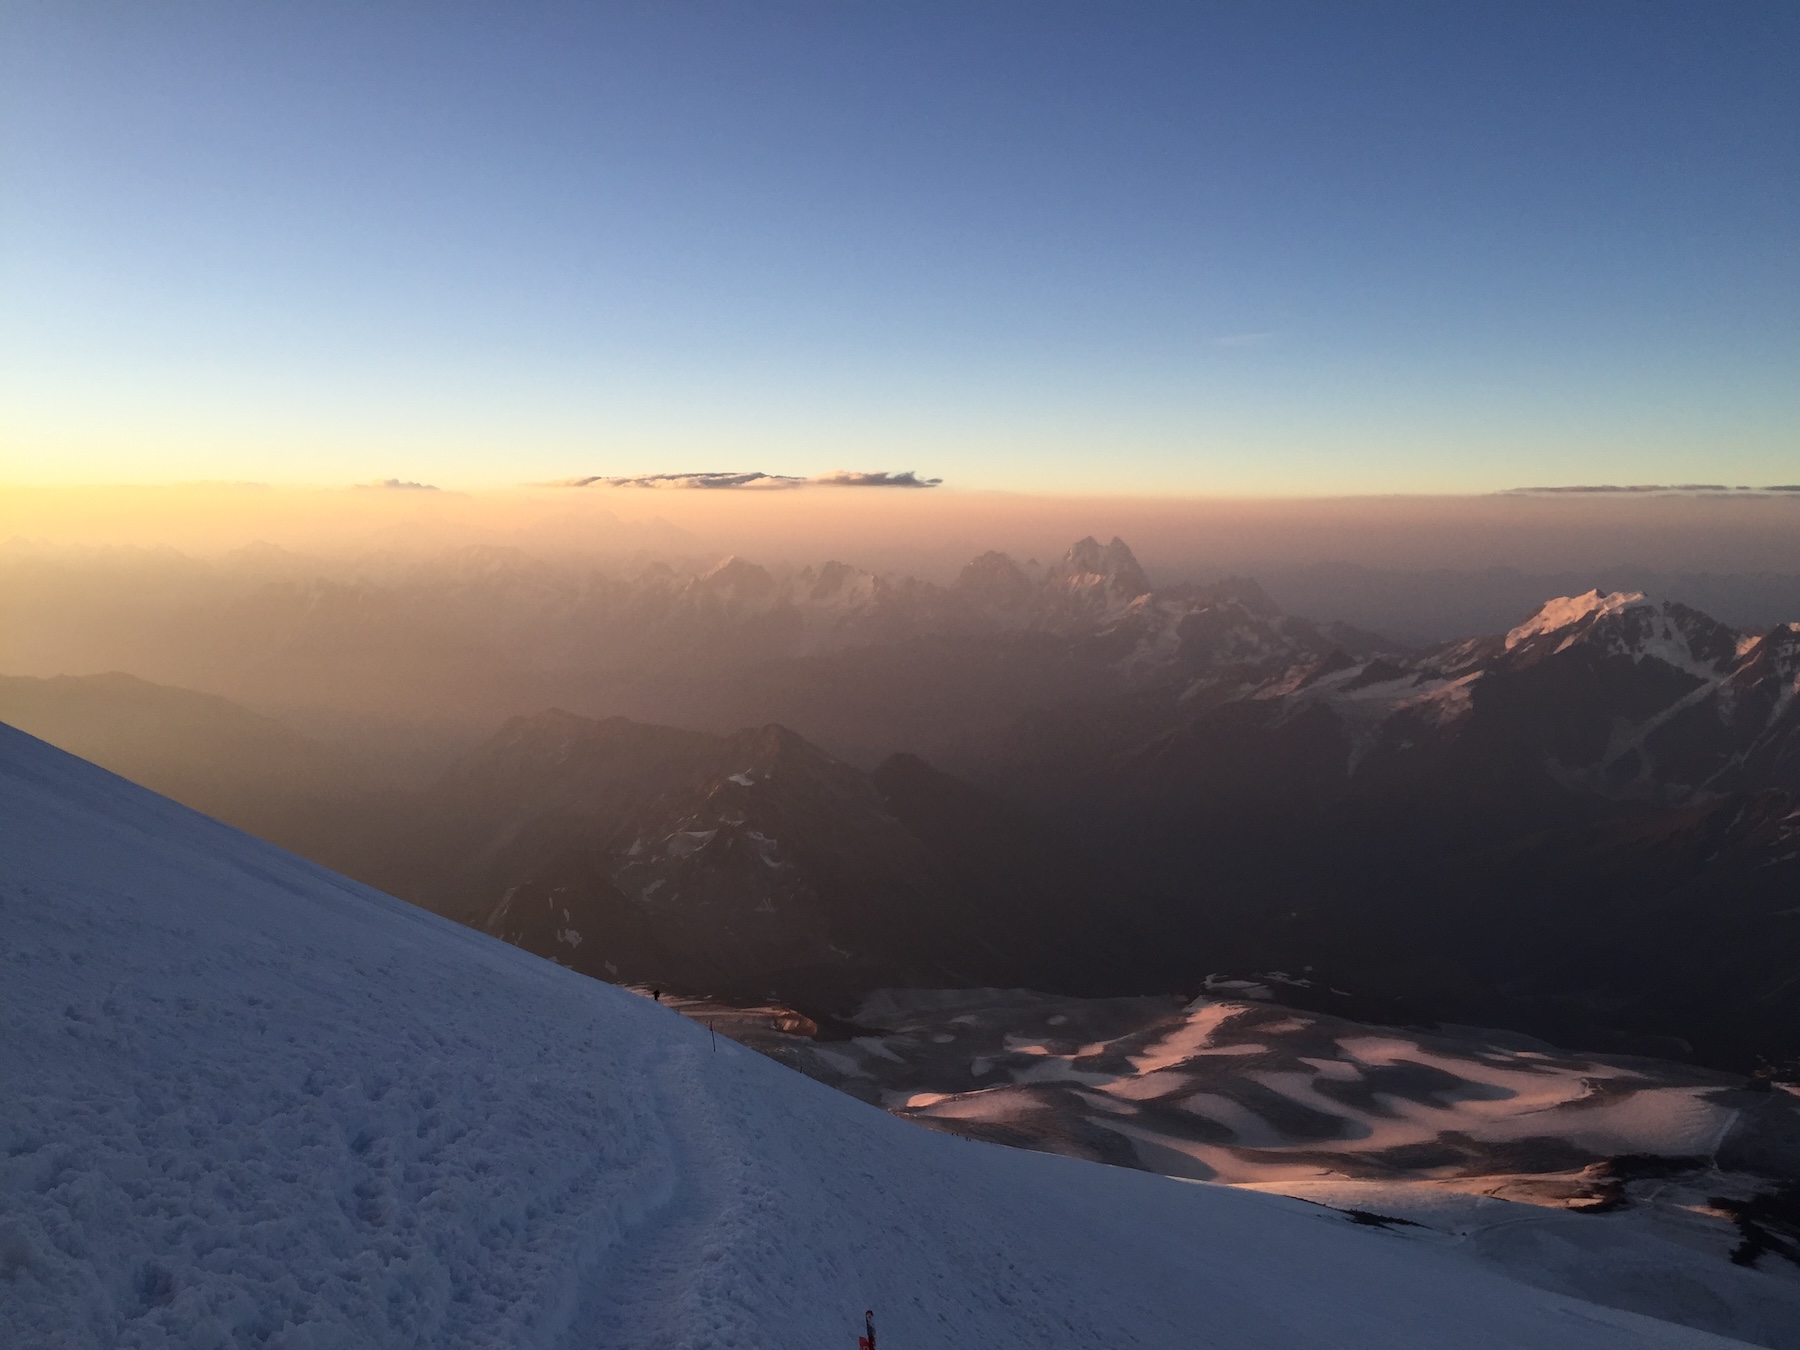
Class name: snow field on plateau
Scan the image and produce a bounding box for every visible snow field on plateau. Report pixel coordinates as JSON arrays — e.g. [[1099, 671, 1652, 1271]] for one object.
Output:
[[0, 725, 1755, 1348]]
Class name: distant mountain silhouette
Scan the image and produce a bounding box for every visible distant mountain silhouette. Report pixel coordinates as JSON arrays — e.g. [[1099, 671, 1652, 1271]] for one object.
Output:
[[394, 710, 1157, 1009], [8, 542, 1799, 1069]]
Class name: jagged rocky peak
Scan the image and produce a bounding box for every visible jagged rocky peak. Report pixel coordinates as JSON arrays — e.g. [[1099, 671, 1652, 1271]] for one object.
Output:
[[802, 559, 859, 597], [955, 550, 1036, 606], [1650, 601, 1744, 669], [1739, 622, 1800, 684], [795, 559, 885, 611], [733, 721, 815, 764], [1503, 590, 1742, 672], [692, 554, 777, 600], [1199, 575, 1280, 617], [1051, 536, 1152, 602]]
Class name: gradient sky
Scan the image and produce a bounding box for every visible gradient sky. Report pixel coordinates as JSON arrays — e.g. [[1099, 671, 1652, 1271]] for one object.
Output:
[[3, 1, 1796, 493]]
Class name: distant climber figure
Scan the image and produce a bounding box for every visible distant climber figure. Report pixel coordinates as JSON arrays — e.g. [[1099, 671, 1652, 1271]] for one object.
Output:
[[858, 1308, 875, 1350], [651, 989, 660, 1002]]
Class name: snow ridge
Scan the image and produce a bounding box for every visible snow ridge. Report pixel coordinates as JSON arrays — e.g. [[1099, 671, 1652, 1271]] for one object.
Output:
[[1506, 590, 1650, 649]]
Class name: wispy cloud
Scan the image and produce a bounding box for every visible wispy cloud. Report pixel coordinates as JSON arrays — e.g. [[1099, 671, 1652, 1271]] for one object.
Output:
[[557, 471, 805, 490], [357, 478, 439, 490], [810, 470, 942, 488], [1211, 331, 1279, 348], [551, 469, 942, 490], [1500, 484, 1799, 496]]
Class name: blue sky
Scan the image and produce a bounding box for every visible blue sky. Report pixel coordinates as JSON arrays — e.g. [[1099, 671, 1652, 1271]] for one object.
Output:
[[3, 1, 1795, 492]]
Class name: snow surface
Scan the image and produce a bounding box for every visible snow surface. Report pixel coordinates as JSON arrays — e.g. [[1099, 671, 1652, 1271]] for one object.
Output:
[[1238, 1180, 1800, 1350], [1506, 590, 1649, 649], [0, 725, 1756, 1348], [890, 1008, 1742, 1190]]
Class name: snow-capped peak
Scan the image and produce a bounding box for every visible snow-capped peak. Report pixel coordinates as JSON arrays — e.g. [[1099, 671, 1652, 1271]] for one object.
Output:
[[1051, 535, 1152, 601], [1504, 590, 1648, 650]]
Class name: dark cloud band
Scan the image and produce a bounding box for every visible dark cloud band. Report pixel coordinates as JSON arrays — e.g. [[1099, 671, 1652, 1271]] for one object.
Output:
[[811, 470, 942, 488], [550, 470, 942, 490], [1502, 484, 1800, 495]]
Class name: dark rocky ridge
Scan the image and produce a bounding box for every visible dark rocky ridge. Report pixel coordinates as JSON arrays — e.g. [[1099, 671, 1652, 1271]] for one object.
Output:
[[411, 711, 1162, 1009]]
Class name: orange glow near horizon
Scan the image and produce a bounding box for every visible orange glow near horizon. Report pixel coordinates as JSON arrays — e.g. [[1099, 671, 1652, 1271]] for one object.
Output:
[[5, 481, 1800, 578]]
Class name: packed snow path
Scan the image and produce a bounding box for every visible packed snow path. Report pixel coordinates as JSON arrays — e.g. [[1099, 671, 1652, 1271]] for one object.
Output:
[[0, 725, 1756, 1348], [573, 1047, 734, 1350]]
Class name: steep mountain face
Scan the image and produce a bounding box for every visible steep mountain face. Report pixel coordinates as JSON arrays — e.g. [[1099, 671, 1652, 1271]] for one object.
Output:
[[1004, 587, 1800, 821], [475, 718, 941, 1000], [1335, 591, 1800, 802], [393, 711, 1156, 1010], [981, 587, 1800, 1069]]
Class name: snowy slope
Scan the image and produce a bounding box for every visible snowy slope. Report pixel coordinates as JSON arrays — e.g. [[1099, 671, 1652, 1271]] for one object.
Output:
[[0, 725, 1754, 1348]]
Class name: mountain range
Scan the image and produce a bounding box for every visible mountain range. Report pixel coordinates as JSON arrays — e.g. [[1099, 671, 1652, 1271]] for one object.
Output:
[[5, 536, 1798, 1071], [383, 709, 1154, 1008], [960, 563, 1800, 1068]]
